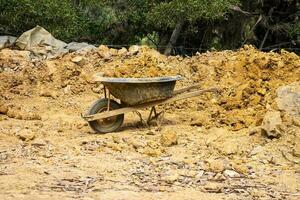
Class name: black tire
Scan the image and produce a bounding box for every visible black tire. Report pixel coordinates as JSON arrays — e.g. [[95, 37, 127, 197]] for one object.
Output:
[[87, 98, 124, 133]]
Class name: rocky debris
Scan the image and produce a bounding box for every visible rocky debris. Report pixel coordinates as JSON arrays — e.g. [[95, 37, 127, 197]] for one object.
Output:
[[0, 104, 9, 114], [71, 56, 86, 66], [249, 145, 264, 157], [142, 147, 163, 157], [1, 41, 300, 199], [16, 129, 36, 141], [66, 42, 96, 53], [118, 47, 128, 56], [276, 82, 300, 116], [102, 46, 176, 78], [261, 111, 283, 138], [206, 159, 226, 173], [0, 36, 17, 49], [223, 170, 240, 178], [6, 109, 41, 120], [293, 136, 300, 157], [128, 45, 140, 55], [1, 44, 299, 131], [40, 89, 58, 99], [160, 130, 178, 147], [97, 45, 112, 60]]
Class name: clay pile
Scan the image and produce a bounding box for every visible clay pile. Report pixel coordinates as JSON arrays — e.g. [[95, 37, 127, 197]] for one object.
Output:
[[0, 45, 299, 130]]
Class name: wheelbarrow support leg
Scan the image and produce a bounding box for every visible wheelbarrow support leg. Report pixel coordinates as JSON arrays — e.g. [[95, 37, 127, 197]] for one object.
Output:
[[107, 91, 111, 111], [134, 111, 145, 125], [147, 106, 164, 125]]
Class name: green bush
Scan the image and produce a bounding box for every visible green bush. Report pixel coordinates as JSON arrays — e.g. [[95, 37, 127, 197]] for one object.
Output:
[[0, 0, 85, 41]]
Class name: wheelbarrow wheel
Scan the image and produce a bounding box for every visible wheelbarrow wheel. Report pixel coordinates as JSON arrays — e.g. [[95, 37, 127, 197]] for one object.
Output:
[[87, 98, 124, 133]]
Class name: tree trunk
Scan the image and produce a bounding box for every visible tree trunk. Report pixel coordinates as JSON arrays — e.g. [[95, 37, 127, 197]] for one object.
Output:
[[164, 20, 184, 56], [72, 0, 80, 6]]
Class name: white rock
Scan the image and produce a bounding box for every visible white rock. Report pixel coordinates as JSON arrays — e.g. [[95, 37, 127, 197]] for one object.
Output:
[[261, 111, 282, 138], [71, 56, 85, 66], [223, 170, 240, 178], [276, 82, 300, 116], [128, 45, 140, 55], [0, 36, 17, 49]]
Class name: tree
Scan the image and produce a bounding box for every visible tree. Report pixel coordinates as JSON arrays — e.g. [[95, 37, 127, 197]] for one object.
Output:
[[0, 0, 83, 41], [146, 0, 240, 55]]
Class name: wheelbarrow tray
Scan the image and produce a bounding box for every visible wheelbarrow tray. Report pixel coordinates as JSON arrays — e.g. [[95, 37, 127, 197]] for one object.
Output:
[[94, 75, 182, 105]]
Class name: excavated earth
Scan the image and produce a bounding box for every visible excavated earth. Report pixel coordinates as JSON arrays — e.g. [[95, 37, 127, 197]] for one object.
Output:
[[0, 45, 300, 199]]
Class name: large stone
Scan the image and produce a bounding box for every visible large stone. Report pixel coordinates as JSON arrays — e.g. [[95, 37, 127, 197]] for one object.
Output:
[[117, 47, 128, 56], [293, 136, 300, 157], [261, 111, 283, 138], [0, 36, 17, 49], [16, 26, 68, 57], [207, 159, 225, 173], [128, 45, 140, 55], [71, 56, 85, 66], [66, 42, 96, 52], [223, 169, 240, 178], [16, 129, 36, 141], [276, 82, 300, 116], [160, 130, 178, 147]]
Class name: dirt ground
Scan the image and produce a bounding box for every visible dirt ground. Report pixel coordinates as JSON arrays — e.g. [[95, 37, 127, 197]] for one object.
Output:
[[0, 45, 300, 199]]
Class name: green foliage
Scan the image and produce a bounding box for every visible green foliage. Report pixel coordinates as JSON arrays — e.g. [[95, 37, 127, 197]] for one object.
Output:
[[0, 0, 298, 52], [0, 0, 83, 41], [147, 0, 240, 29]]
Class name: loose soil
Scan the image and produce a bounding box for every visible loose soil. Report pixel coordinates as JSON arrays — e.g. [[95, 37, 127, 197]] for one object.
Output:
[[0, 45, 299, 199]]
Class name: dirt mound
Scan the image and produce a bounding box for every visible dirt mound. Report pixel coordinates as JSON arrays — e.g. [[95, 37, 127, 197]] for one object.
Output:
[[101, 46, 177, 78], [0, 45, 299, 130], [1, 45, 300, 199]]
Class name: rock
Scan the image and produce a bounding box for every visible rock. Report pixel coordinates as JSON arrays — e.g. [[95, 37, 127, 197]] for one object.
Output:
[[249, 145, 263, 156], [218, 140, 239, 155], [196, 170, 205, 179], [0, 49, 31, 61], [0, 105, 8, 114], [232, 163, 249, 174], [207, 159, 225, 173], [293, 136, 300, 157], [16, 129, 36, 141], [40, 89, 57, 99], [98, 51, 111, 60], [276, 82, 300, 116], [261, 111, 283, 138], [0, 36, 17, 49], [190, 111, 211, 127], [223, 169, 240, 178], [109, 48, 118, 56], [204, 182, 222, 192], [112, 136, 122, 144], [292, 116, 300, 127], [98, 45, 110, 52], [22, 113, 41, 120], [6, 109, 21, 119], [128, 45, 140, 55], [63, 85, 73, 94], [161, 173, 179, 183], [16, 26, 68, 57], [142, 147, 162, 157], [105, 142, 123, 152], [160, 130, 178, 147], [66, 42, 96, 53], [131, 139, 146, 149], [250, 189, 267, 198], [71, 56, 85, 66], [117, 47, 128, 56]]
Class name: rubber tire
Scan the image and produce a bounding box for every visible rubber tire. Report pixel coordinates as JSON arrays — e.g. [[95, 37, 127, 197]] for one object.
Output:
[[87, 98, 124, 133]]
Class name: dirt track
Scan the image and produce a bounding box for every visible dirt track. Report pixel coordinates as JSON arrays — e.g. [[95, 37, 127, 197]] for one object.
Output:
[[0, 46, 300, 199]]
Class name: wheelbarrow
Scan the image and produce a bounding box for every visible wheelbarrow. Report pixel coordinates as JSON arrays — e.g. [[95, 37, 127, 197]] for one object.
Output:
[[82, 74, 220, 133]]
